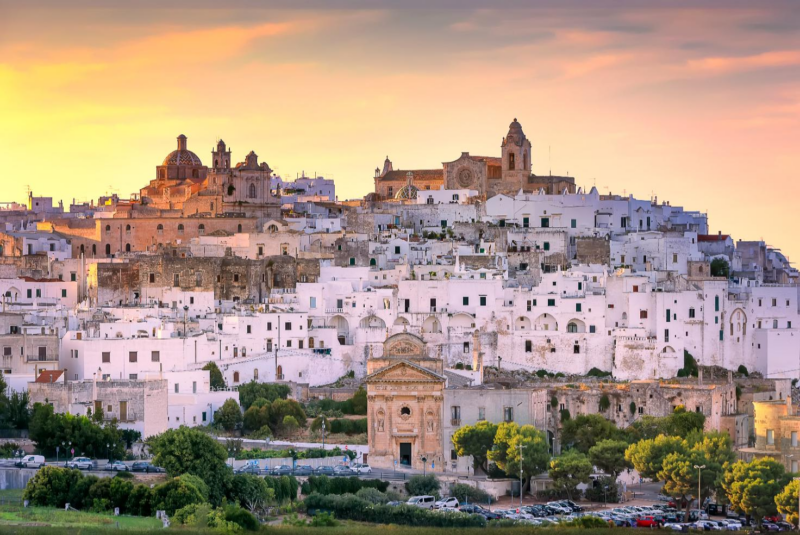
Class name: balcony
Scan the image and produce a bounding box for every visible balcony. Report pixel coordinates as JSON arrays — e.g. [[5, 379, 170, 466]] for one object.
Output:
[[450, 418, 461, 426]]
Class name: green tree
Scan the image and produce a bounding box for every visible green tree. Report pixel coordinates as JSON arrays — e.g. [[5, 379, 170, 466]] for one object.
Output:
[[776, 479, 800, 527], [153, 477, 205, 516], [405, 475, 440, 497], [229, 474, 275, 513], [243, 400, 272, 433], [488, 422, 550, 491], [28, 403, 124, 459], [549, 450, 592, 500], [282, 415, 299, 437], [710, 258, 730, 278], [664, 406, 706, 437], [237, 382, 290, 411], [588, 439, 632, 478], [722, 457, 790, 524], [625, 434, 687, 479], [203, 362, 226, 390], [270, 399, 306, 430], [350, 387, 367, 415], [23, 466, 83, 507], [215, 399, 242, 433], [452, 421, 498, 473], [146, 426, 231, 505], [561, 413, 620, 453]]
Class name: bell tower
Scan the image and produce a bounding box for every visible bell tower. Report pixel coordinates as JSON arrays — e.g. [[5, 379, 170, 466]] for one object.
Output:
[[211, 139, 231, 170], [500, 118, 532, 189]]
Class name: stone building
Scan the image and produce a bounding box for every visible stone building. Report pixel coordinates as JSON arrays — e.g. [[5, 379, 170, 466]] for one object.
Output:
[[365, 333, 445, 470], [28, 375, 169, 438], [739, 398, 800, 472], [372, 119, 576, 201]]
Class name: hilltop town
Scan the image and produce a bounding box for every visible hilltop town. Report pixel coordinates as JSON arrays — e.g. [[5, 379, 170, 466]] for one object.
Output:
[[0, 118, 798, 478]]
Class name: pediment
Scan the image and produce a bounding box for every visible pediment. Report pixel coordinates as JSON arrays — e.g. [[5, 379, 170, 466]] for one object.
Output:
[[365, 359, 445, 384], [383, 332, 426, 358]]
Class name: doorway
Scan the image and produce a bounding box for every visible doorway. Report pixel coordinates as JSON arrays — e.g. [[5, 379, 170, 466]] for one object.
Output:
[[399, 443, 412, 466]]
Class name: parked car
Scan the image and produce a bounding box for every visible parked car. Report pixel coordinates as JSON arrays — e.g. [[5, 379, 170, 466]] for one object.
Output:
[[761, 522, 781, 532], [314, 465, 335, 476], [104, 460, 129, 471], [352, 463, 372, 474], [234, 464, 261, 475], [407, 495, 436, 509], [66, 457, 94, 470], [636, 516, 662, 528], [15, 455, 45, 469], [459, 504, 502, 520], [270, 465, 293, 476], [721, 520, 743, 531], [663, 522, 688, 532], [694, 520, 724, 531], [333, 465, 355, 476], [434, 497, 460, 510], [131, 461, 165, 473], [775, 521, 794, 532], [292, 465, 313, 476]]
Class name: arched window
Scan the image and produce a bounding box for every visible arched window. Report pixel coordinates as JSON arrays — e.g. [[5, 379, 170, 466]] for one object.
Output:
[[177, 224, 184, 234], [509, 152, 516, 170], [125, 243, 131, 252], [79, 244, 84, 256], [198, 224, 205, 235], [157, 224, 164, 235], [105, 244, 111, 256], [523, 151, 528, 169], [268, 224, 278, 233], [400, 407, 411, 416], [125, 224, 131, 233], [567, 322, 578, 333], [248, 183, 257, 199], [105, 225, 111, 234], [237, 224, 242, 233], [253, 369, 258, 380], [233, 371, 240, 383], [277, 365, 283, 380], [369, 258, 377, 266], [215, 159, 218, 168]]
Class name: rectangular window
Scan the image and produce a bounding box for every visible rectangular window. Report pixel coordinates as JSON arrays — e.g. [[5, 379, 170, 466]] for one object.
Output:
[[665, 329, 670, 342], [102, 351, 110, 363], [463, 296, 469, 306], [522, 217, 529, 228], [666, 309, 671, 322], [689, 308, 695, 319], [310, 297, 316, 309], [543, 242, 550, 251], [715, 295, 720, 312], [36, 289, 41, 298], [26, 289, 31, 299], [173, 274, 180, 287], [151, 351, 160, 362], [526, 300, 532, 311], [285, 322, 292, 331], [246, 325, 251, 334], [149, 273, 155, 283], [640, 310, 648, 319], [193, 381, 197, 394], [503, 407, 514, 422], [61, 289, 67, 298], [767, 429, 774, 445], [174, 384, 179, 394], [573, 343, 580, 354], [571, 219, 577, 228], [451, 406, 461, 425], [286, 340, 292, 348], [299, 340, 304, 349], [547, 299, 555, 307], [267, 322, 272, 331], [463, 342, 470, 353], [129, 351, 137, 363], [394, 246, 401, 254], [525, 340, 532, 352], [541, 217, 549, 228], [673, 253, 678, 263], [480, 296, 486, 306], [349, 258, 355, 266], [128, 374, 137, 380], [576, 303, 582, 312], [792, 431, 797, 447], [719, 329, 724, 341], [478, 407, 485, 421], [589, 325, 596, 333]]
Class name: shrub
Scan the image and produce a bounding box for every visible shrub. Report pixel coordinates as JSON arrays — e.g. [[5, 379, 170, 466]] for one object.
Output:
[[451, 483, 491, 505], [599, 394, 611, 412], [583, 476, 620, 504], [355, 487, 387, 504], [564, 515, 612, 528], [310, 511, 339, 527], [329, 418, 368, 435], [180, 473, 210, 502], [264, 475, 299, 503], [114, 470, 134, 479], [737, 365, 749, 377], [304, 475, 389, 496], [405, 474, 440, 497], [304, 493, 485, 527], [223, 503, 260, 531], [127, 484, 155, 517], [153, 477, 206, 515], [587, 367, 612, 378], [677, 350, 699, 378], [23, 466, 83, 508]]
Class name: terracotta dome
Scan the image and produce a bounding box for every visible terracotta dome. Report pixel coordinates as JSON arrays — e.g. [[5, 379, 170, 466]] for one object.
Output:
[[162, 134, 203, 166]]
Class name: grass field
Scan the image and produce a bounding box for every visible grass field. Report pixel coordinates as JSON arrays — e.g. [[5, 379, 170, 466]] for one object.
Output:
[[0, 502, 162, 531]]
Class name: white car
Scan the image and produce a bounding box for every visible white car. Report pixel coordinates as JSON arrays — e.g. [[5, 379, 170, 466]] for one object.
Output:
[[352, 463, 372, 474], [66, 456, 94, 470], [434, 497, 460, 510], [663, 523, 686, 531], [695, 520, 724, 531], [407, 495, 436, 509], [720, 520, 742, 531], [15, 455, 45, 468]]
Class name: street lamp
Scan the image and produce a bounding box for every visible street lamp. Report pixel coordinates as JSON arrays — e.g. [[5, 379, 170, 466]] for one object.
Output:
[[183, 305, 189, 338], [604, 485, 609, 508], [519, 440, 524, 508], [321, 418, 326, 448], [107, 443, 110, 463], [422, 456, 428, 477], [694, 464, 706, 511]]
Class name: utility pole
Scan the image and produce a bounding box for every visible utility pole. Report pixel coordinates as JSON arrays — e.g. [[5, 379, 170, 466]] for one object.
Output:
[[519, 441, 523, 509]]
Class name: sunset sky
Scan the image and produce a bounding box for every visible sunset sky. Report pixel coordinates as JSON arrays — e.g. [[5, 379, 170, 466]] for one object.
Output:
[[1, 1, 798, 261]]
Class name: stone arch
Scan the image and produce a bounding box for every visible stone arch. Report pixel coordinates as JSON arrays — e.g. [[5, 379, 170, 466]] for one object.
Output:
[[449, 313, 475, 329], [276, 365, 283, 379], [268, 224, 279, 233], [248, 183, 257, 199], [330, 315, 349, 344], [422, 315, 442, 334], [516, 316, 532, 330], [369, 258, 377, 266], [662, 345, 676, 353], [359, 315, 386, 329], [730, 308, 747, 338], [533, 313, 558, 331], [566, 318, 586, 333], [393, 317, 410, 328]]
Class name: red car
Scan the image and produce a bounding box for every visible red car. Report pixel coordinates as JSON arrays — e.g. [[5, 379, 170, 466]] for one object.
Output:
[[637, 516, 661, 528]]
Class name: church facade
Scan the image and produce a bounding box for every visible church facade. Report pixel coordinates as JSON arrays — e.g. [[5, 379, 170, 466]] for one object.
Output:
[[365, 333, 446, 472], [373, 119, 576, 201]]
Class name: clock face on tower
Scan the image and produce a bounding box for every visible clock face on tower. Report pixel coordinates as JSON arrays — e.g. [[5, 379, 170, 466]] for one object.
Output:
[[457, 168, 473, 188]]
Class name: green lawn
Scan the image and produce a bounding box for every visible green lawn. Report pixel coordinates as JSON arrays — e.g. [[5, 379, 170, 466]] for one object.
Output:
[[0, 503, 162, 530]]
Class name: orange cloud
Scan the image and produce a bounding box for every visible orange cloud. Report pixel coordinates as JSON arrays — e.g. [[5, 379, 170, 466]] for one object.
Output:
[[686, 50, 800, 74]]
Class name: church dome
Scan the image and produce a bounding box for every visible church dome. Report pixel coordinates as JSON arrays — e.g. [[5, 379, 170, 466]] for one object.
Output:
[[162, 135, 203, 166], [395, 184, 419, 200]]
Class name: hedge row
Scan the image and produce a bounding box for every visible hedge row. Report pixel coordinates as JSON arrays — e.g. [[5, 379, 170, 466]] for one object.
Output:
[[304, 493, 486, 528], [329, 418, 367, 435], [235, 446, 357, 461], [263, 475, 299, 503], [300, 475, 388, 496]]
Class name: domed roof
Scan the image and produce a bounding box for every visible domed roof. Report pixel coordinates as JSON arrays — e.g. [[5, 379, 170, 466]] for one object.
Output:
[[509, 117, 522, 131], [162, 134, 203, 167], [395, 184, 419, 200], [162, 150, 203, 166]]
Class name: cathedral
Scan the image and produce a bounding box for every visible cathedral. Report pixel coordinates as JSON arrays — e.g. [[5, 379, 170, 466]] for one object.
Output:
[[372, 118, 576, 201], [139, 135, 279, 219]]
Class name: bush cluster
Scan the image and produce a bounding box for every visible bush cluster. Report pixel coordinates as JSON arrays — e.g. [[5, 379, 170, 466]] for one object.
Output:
[[300, 475, 389, 496], [172, 502, 259, 531], [405, 474, 441, 497], [450, 483, 491, 505], [310, 417, 367, 435], [23, 466, 207, 516], [303, 388, 367, 417], [235, 446, 356, 461], [304, 493, 486, 527], [263, 475, 299, 503]]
